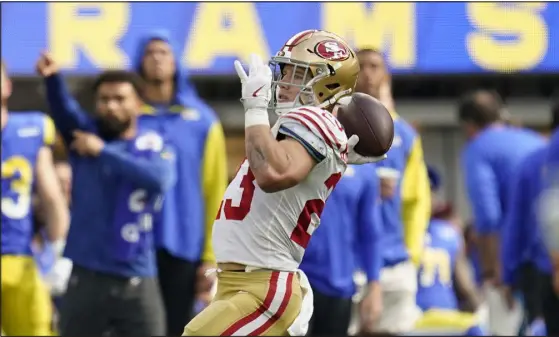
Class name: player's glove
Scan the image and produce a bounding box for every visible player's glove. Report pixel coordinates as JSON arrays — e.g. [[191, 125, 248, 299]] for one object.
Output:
[[347, 135, 387, 164], [234, 54, 272, 128], [44, 257, 73, 296]]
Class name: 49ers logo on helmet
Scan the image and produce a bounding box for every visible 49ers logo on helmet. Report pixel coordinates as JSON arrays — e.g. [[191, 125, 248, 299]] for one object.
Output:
[[314, 40, 350, 61]]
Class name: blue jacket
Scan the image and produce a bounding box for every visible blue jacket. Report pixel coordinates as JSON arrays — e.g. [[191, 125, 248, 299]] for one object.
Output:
[[44, 75, 175, 277], [502, 147, 552, 286], [462, 125, 545, 234]]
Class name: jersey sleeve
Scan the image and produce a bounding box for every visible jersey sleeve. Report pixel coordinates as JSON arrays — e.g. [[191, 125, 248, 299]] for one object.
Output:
[[42, 115, 56, 147], [277, 107, 347, 163]]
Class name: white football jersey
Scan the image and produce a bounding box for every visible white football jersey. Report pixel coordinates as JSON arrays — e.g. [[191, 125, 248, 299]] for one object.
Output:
[[213, 106, 348, 271]]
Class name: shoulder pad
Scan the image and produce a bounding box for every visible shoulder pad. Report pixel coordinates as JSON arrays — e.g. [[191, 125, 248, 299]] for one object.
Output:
[[280, 106, 347, 153], [278, 121, 328, 162]]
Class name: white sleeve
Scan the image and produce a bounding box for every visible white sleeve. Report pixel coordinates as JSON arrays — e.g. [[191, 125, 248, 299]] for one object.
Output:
[[277, 106, 349, 162], [278, 121, 328, 162]]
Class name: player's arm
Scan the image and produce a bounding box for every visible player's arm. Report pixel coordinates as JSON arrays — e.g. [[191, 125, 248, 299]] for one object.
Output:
[[245, 124, 317, 193], [356, 169, 383, 286], [36, 148, 69, 244], [99, 142, 176, 194], [43, 74, 93, 144], [462, 145, 501, 283], [454, 238, 482, 312], [235, 55, 319, 193], [401, 136, 431, 265], [200, 122, 228, 263], [501, 158, 530, 289], [37, 53, 92, 144], [541, 132, 559, 276], [35, 115, 69, 243]]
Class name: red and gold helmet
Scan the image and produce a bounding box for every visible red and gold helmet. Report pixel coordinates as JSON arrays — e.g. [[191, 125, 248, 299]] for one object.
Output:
[[269, 30, 360, 115]]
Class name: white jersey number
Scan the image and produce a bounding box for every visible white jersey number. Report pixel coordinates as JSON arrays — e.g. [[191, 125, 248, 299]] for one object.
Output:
[[216, 165, 342, 248], [1, 156, 33, 220]]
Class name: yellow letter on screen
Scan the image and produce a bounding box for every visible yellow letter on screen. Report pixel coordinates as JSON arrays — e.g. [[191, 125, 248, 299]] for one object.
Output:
[[466, 3, 548, 73], [48, 3, 129, 69], [323, 3, 416, 68], [184, 3, 269, 69]]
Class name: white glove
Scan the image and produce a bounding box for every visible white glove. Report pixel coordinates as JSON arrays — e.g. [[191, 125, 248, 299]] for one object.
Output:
[[234, 54, 272, 128], [44, 257, 73, 296], [347, 135, 387, 164]]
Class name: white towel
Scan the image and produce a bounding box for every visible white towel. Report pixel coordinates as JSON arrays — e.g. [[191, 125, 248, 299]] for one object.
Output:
[[288, 269, 314, 336], [484, 285, 523, 335]]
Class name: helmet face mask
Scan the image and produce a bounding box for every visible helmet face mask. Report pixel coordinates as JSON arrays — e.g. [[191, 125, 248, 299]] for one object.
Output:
[[267, 30, 360, 116], [268, 58, 329, 115]]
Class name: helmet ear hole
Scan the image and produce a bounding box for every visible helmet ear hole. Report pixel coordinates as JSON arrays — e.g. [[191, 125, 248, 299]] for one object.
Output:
[[325, 83, 340, 90], [318, 92, 324, 97]]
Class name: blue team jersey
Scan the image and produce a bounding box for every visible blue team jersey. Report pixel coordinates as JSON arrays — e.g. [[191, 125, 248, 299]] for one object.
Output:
[[1, 112, 55, 255], [417, 219, 461, 311]]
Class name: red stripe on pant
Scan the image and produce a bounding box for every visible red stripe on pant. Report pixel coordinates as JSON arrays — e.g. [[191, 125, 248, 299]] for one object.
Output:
[[221, 272, 279, 336]]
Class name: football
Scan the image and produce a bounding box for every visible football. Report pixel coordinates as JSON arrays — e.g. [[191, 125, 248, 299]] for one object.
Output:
[[337, 92, 394, 157]]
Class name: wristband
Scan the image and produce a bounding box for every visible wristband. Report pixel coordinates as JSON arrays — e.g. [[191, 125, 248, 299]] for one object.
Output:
[[245, 108, 270, 128]]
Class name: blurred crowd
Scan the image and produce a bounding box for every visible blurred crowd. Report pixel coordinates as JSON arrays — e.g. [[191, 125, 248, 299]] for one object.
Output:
[[2, 29, 559, 337]]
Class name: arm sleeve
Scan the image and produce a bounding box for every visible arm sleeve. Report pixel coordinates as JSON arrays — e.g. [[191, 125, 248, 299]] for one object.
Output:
[[201, 122, 228, 263], [462, 145, 501, 234], [401, 136, 431, 265], [356, 172, 383, 281], [278, 121, 328, 163], [501, 161, 529, 286], [278, 107, 346, 162], [98, 136, 176, 194], [44, 74, 93, 144], [548, 130, 559, 167], [540, 134, 559, 255]]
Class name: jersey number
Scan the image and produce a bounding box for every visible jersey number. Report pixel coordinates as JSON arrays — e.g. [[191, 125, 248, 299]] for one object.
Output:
[[1, 156, 33, 219], [121, 189, 162, 243], [216, 165, 342, 248], [419, 247, 452, 287]]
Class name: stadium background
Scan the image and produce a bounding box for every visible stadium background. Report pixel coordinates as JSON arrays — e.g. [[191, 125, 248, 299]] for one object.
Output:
[[2, 2, 558, 229]]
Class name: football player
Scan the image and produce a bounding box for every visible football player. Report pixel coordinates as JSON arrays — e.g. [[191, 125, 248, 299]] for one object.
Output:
[[183, 30, 384, 336], [412, 166, 485, 336], [1, 61, 69, 335]]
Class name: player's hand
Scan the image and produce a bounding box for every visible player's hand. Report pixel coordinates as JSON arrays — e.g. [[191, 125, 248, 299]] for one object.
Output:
[[234, 54, 272, 112], [44, 257, 73, 297], [36, 51, 59, 77], [196, 262, 216, 295], [196, 290, 213, 308], [347, 135, 387, 165], [70, 131, 105, 157], [359, 282, 382, 333], [500, 285, 516, 311]]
